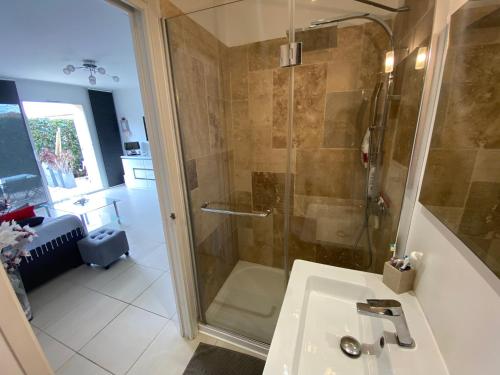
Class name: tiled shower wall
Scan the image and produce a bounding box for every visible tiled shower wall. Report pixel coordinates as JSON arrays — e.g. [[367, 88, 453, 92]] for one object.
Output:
[[420, 2, 500, 277], [163, 0, 436, 311], [228, 24, 389, 271], [166, 11, 238, 313]]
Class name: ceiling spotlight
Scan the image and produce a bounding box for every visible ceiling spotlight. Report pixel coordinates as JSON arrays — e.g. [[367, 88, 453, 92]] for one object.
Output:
[[62, 59, 119, 86]]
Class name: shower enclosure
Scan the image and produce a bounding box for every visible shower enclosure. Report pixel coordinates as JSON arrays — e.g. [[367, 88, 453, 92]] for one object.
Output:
[[164, 0, 434, 345]]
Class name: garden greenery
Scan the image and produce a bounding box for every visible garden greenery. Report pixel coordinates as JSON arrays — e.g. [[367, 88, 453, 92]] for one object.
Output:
[[27, 118, 86, 177]]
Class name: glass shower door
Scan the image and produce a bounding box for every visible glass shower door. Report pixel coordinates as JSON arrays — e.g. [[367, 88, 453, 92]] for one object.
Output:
[[165, 0, 292, 344]]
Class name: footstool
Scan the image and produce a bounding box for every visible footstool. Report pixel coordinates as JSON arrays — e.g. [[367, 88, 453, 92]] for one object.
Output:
[[77, 227, 129, 269]]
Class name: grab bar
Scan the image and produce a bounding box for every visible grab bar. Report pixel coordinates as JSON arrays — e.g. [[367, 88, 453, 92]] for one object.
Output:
[[200, 202, 272, 218]]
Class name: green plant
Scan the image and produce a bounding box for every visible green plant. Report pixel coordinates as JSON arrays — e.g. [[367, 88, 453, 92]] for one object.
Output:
[[27, 118, 86, 177]]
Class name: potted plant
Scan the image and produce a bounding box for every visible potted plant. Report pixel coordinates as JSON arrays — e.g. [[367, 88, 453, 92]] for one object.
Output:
[[0, 221, 36, 320], [39, 148, 76, 189]]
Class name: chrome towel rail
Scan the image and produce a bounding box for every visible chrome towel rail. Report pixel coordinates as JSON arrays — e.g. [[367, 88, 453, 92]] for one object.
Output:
[[201, 202, 272, 218]]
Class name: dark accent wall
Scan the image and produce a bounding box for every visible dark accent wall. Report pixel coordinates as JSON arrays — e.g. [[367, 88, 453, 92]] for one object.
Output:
[[0, 80, 46, 206], [88, 90, 124, 187]]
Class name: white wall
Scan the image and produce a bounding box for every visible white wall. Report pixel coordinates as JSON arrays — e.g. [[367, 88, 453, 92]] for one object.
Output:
[[15, 78, 109, 188], [112, 87, 146, 147], [405, 1, 500, 374]]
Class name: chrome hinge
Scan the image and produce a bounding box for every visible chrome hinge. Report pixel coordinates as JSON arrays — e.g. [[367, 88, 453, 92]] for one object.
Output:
[[280, 42, 303, 68]]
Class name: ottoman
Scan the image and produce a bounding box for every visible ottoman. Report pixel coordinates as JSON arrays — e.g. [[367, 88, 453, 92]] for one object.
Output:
[[78, 227, 129, 269]]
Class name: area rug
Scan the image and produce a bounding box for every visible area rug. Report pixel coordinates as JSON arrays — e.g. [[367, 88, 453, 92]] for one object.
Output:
[[183, 342, 265, 375]]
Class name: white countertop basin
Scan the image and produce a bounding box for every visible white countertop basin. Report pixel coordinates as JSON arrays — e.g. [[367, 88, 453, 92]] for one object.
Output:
[[264, 261, 448, 375]]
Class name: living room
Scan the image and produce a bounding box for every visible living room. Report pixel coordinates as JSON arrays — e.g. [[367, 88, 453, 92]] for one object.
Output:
[[0, 0, 178, 373]]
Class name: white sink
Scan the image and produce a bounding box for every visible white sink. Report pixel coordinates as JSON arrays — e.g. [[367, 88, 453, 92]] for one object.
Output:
[[264, 261, 448, 375]]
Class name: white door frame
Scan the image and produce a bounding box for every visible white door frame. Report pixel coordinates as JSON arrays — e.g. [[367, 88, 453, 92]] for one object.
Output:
[[112, 0, 199, 338]]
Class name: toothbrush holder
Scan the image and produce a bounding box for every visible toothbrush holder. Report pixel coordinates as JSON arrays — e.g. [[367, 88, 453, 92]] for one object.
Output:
[[382, 261, 416, 294]]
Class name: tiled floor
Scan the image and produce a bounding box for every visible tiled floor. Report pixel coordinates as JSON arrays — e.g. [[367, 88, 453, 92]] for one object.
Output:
[[30, 185, 262, 374]]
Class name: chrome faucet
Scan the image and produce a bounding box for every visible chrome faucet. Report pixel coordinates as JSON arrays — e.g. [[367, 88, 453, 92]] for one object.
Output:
[[356, 299, 415, 348]]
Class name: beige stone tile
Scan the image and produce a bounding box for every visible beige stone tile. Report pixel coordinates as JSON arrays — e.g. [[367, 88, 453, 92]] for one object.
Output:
[[296, 26, 337, 52], [292, 63, 327, 148], [323, 90, 366, 148], [327, 25, 364, 92], [426, 206, 464, 232], [452, 43, 500, 86], [295, 149, 364, 200], [420, 149, 477, 207], [458, 181, 500, 238], [272, 68, 290, 149], [472, 150, 500, 183], [449, 4, 500, 47], [434, 82, 500, 149], [248, 38, 285, 71]]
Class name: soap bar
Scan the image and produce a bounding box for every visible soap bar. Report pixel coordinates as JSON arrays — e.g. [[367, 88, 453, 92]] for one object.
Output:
[[382, 261, 416, 294]]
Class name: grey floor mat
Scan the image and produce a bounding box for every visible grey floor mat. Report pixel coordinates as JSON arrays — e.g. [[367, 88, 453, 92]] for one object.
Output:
[[183, 343, 265, 375]]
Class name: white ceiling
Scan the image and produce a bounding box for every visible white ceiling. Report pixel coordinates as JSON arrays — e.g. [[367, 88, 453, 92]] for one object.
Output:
[[172, 0, 404, 46], [0, 0, 140, 90]]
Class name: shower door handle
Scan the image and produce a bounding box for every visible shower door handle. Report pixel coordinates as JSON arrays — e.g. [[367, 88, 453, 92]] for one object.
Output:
[[201, 202, 272, 218]]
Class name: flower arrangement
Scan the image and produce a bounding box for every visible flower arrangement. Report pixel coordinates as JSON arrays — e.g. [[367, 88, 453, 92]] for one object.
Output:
[[0, 221, 36, 272]]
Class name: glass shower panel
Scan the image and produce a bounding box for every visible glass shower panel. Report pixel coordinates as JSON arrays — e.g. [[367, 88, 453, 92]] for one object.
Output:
[[287, 0, 435, 274], [165, 0, 291, 344]]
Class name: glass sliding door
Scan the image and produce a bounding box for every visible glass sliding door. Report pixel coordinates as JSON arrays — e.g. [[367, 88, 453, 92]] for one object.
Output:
[[165, 0, 292, 343]]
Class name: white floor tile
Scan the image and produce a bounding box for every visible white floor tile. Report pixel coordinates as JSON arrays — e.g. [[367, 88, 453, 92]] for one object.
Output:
[[59, 258, 135, 292], [80, 305, 167, 375], [132, 272, 177, 318], [128, 321, 217, 375], [31, 284, 94, 330], [28, 278, 79, 314], [134, 243, 170, 271], [36, 287, 127, 350], [98, 264, 162, 303], [56, 354, 111, 375], [32, 327, 74, 371]]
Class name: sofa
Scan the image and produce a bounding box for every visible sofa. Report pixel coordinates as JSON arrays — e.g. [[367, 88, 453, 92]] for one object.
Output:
[[18, 215, 85, 291]]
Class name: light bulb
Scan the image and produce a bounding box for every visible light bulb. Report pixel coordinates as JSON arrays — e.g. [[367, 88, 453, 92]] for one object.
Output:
[[63, 68, 70, 75], [112, 76, 120, 82], [68, 64, 75, 72], [415, 47, 428, 70], [97, 67, 106, 75], [385, 50, 395, 73], [89, 75, 96, 85]]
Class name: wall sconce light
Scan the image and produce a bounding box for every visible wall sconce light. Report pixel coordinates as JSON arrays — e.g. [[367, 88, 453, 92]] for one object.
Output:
[[385, 50, 395, 73], [415, 47, 428, 70]]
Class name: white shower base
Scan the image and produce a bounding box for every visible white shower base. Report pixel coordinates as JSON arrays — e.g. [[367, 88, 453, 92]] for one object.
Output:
[[205, 261, 286, 344]]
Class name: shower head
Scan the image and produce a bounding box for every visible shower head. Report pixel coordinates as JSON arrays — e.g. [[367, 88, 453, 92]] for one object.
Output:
[[309, 13, 394, 49]]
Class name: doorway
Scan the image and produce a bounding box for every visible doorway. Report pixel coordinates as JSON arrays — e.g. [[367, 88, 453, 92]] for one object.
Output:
[[23, 101, 104, 202]]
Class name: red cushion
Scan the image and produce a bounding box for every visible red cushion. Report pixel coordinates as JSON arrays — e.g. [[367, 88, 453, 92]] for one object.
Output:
[[0, 205, 36, 223]]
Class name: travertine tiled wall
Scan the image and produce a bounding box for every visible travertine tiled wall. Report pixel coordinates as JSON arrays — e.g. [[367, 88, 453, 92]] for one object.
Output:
[[167, 10, 238, 313], [420, 1, 500, 277], [228, 23, 389, 271], [165, 0, 437, 314]]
